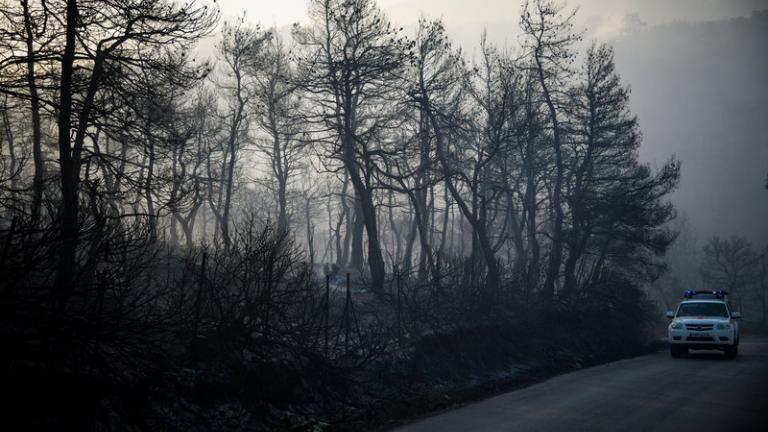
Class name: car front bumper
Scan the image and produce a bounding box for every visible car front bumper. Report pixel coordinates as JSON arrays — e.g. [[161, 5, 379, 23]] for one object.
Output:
[[668, 328, 736, 348]]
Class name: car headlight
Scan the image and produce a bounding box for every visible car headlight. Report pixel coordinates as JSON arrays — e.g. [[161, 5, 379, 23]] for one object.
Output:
[[716, 323, 732, 330], [670, 322, 684, 330]]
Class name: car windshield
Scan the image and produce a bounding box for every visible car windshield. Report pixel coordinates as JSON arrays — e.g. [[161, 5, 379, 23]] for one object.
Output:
[[677, 302, 728, 318]]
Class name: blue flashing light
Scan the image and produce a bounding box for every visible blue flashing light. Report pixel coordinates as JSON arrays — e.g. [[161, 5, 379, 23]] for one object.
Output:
[[683, 289, 729, 300]]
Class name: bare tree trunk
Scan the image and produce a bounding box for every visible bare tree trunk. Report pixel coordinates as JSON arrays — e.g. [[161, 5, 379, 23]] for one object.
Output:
[[53, 0, 79, 300], [325, 198, 336, 264], [525, 163, 540, 297], [590, 234, 612, 286], [536, 52, 565, 307], [145, 124, 157, 243], [412, 188, 438, 284], [170, 216, 179, 245], [175, 210, 198, 250], [506, 189, 527, 286], [347, 180, 386, 293], [200, 205, 209, 240], [415, 111, 434, 279], [439, 186, 450, 255], [387, 189, 402, 265], [1, 106, 17, 194], [21, 0, 44, 221], [221, 103, 243, 248], [342, 121, 385, 292], [402, 204, 418, 273], [349, 197, 365, 272], [427, 108, 500, 306], [272, 125, 288, 233], [335, 174, 350, 267], [305, 196, 315, 268], [206, 151, 225, 242], [397, 179, 438, 283], [55, 19, 108, 295]]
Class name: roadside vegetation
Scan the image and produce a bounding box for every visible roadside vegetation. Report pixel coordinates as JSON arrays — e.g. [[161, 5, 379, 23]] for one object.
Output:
[[0, 0, 692, 430]]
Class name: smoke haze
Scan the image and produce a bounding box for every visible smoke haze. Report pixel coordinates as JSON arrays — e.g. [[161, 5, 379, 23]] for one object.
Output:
[[218, 0, 768, 243]]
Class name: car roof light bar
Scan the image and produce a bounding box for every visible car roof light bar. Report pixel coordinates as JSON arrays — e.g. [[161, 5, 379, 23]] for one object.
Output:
[[683, 290, 728, 299]]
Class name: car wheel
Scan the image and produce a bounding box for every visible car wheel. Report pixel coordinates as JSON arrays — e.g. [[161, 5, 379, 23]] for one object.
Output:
[[670, 345, 685, 358], [724, 345, 737, 359]]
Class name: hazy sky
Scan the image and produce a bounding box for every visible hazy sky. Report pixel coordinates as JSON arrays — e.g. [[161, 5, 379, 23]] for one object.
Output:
[[210, 0, 768, 244], [213, 0, 768, 57], [217, 0, 767, 30]]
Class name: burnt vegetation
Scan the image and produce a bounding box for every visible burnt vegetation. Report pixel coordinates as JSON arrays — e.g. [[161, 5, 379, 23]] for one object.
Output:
[[0, 0, 686, 430]]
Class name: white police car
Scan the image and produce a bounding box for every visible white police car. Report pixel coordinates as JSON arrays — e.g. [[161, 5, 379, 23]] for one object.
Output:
[[666, 290, 741, 359]]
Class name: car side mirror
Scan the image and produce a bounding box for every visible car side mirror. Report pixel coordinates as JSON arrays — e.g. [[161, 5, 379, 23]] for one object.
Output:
[[731, 312, 741, 319], [666, 311, 675, 319]]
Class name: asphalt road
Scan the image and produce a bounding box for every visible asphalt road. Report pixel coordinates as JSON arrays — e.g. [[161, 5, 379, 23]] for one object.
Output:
[[391, 338, 768, 432]]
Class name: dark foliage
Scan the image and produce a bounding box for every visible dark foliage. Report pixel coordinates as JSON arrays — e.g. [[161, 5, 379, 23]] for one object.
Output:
[[0, 0, 684, 430]]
